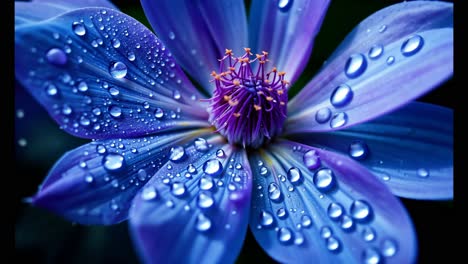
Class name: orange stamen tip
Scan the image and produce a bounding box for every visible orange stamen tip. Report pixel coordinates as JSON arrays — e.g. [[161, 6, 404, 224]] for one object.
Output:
[[233, 113, 241, 117], [224, 95, 231, 101], [229, 100, 239, 106], [266, 96, 274, 101], [254, 105, 262, 111], [225, 49, 233, 55]]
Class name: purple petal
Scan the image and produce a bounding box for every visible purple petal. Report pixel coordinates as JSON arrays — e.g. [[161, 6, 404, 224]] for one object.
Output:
[[15, 0, 117, 26], [129, 136, 252, 264], [31, 129, 209, 225], [287, 102, 453, 200], [249, 0, 330, 84], [287, 1, 453, 132], [15, 7, 209, 139], [249, 140, 416, 263], [140, 0, 248, 93]]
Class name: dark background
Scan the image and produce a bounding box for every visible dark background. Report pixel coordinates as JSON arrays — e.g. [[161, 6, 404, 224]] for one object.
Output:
[[15, 0, 455, 263]]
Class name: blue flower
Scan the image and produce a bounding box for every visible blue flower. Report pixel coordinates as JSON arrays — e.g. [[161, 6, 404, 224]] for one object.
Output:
[[15, 0, 453, 263]]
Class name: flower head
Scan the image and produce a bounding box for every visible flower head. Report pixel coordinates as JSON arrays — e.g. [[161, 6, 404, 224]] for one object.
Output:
[[15, 0, 453, 263]]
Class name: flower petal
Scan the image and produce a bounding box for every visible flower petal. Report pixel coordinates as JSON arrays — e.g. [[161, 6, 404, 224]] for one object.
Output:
[[249, 0, 330, 84], [31, 128, 210, 225], [15, 0, 117, 26], [129, 136, 252, 264], [15, 7, 209, 139], [287, 102, 453, 200], [249, 140, 416, 263], [140, 0, 248, 93], [287, 1, 453, 132]]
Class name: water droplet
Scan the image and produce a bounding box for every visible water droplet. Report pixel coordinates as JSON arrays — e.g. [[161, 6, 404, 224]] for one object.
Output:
[[349, 141, 369, 160], [154, 108, 164, 119], [169, 146, 185, 162], [260, 210, 274, 227], [194, 138, 209, 152], [109, 105, 122, 118], [46, 48, 67, 65], [196, 213, 212, 232], [80, 116, 90, 126], [350, 200, 372, 221], [330, 84, 353, 107], [326, 236, 341, 252], [137, 169, 147, 181], [168, 31, 175, 40], [260, 167, 269, 176], [362, 248, 382, 264], [171, 181, 186, 197], [92, 107, 102, 116], [340, 215, 354, 231], [362, 227, 376, 242], [77, 81, 88, 92], [216, 149, 225, 158], [386, 56, 395, 65], [381, 238, 398, 257], [315, 107, 332, 124], [278, 0, 293, 12], [344, 53, 367, 78], [203, 159, 223, 177], [330, 112, 348, 128], [313, 168, 335, 191], [46, 84, 58, 96], [235, 163, 243, 170], [321, 226, 332, 239], [62, 104, 73, 115], [303, 150, 321, 170], [173, 90, 181, 100], [108, 87, 120, 96], [72, 22, 86, 36], [197, 192, 214, 208], [277, 208, 287, 219], [294, 232, 305, 245], [277, 227, 293, 243], [301, 215, 312, 228], [127, 52, 136, 61], [368, 44, 384, 60], [103, 153, 125, 172], [199, 176, 214, 191], [141, 186, 157, 200], [17, 138, 27, 147], [417, 168, 429, 178], [268, 182, 282, 202], [287, 167, 302, 184], [16, 109, 25, 119], [401, 35, 424, 56], [96, 144, 107, 154], [109, 61, 128, 79], [378, 25, 387, 33], [112, 39, 121, 48], [84, 175, 94, 184], [327, 202, 344, 220]]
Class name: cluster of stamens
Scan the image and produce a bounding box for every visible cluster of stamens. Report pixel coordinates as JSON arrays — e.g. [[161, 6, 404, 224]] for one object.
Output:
[[208, 48, 288, 148]]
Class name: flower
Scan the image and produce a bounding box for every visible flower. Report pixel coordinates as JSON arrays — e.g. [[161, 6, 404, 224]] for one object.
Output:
[[15, 0, 453, 263]]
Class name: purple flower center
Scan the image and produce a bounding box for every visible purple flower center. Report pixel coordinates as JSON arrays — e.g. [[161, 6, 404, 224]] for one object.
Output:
[[208, 48, 288, 148]]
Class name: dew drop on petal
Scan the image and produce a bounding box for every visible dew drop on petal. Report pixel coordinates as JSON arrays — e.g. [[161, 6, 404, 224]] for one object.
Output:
[[18, 138, 27, 147], [109, 61, 128, 79], [77, 81, 88, 92], [401, 35, 424, 57], [277, 208, 287, 219], [368, 44, 384, 60], [330, 84, 353, 107], [141, 186, 157, 200], [277, 227, 293, 243], [216, 149, 225, 158], [386, 56, 395, 65], [303, 150, 321, 170], [72, 22, 86, 36], [315, 107, 332, 124], [350, 200, 372, 221], [313, 168, 335, 191], [321, 226, 332, 239], [301, 215, 312, 228], [327, 202, 344, 220], [109, 105, 122, 118], [268, 182, 282, 202], [417, 168, 429, 178], [348, 141, 369, 160], [169, 146, 185, 162], [330, 112, 348, 128], [197, 192, 214, 209], [326, 236, 341, 252], [46, 84, 59, 97], [381, 238, 398, 257], [103, 153, 125, 172], [168, 31, 175, 40], [203, 159, 223, 177], [260, 210, 274, 227], [196, 213, 212, 232], [112, 38, 121, 48], [287, 167, 302, 184], [344, 53, 367, 78], [171, 181, 186, 197], [46, 48, 67, 66], [96, 144, 107, 154], [194, 138, 209, 152], [362, 227, 376, 242], [199, 176, 214, 191]]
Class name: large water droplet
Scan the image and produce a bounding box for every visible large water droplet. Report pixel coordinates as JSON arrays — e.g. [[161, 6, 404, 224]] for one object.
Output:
[[171, 181, 186, 197], [46, 48, 67, 66], [154, 108, 164, 119], [197, 192, 214, 208], [109, 105, 122, 118], [196, 213, 211, 232], [368, 44, 384, 60], [330, 84, 353, 107], [72, 22, 86, 36], [326, 236, 341, 252], [362, 248, 382, 264], [103, 153, 125, 172], [260, 210, 274, 227], [301, 215, 312, 228], [77, 81, 88, 92], [277, 227, 293, 243], [199, 176, 214, 191], [127, 52, 136, 61], [327, 202, 344, 220], [194, 138, 209, 152], [340, 215, 354, 231], [401, 35, 424, 56], [268, 182, 282, 202], [330, 112, 348, 128], [141, 186, 157, 200], [315, 107, 332, 124], [277, 208, 287, 219], [381, 238, 398, 257], [417, 168, 429, 178], [349, 141, 369, 160], [260, 167, 269, 176], [96, 144, 107, 154], [169, 146, 185, 162], [287, 167, 302, 184], [216, 149, 225, 158], [112, 39, 121, 48], [350, 200, 372, 221], [109, 61, 128, 79], [46, 84, 58, 97], [303, 150, 321, 170], [313, 168, 336, 191], [294, 232, 305, 245], [278, 0, 293, 12], [344, 53, 367, 78], [203, 159, 223, 177]]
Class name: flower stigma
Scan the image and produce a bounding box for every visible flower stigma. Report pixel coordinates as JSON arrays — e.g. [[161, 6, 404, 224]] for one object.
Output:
[[208, 48, 289, 148]]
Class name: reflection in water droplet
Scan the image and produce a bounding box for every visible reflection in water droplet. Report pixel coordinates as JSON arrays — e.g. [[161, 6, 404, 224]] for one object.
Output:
[[287, 167, 302, 184], [199, 176, 214, 191], [203, 159, 223, 177], [313, 168, 335, 191], [277, 208, 287, 219], [368, 44, 384, 60], [328, 202, 344, 220], [103, 153, 125, 172], [301, 215, 312, 228], [350, 200, 372, 221], [330, 84, 353, 107], [278, 0, 293, 12], [303, 150, 321, 170], [327, 236, 341, 252], [260, 210, 274, 227], [330, 112, 348, 128], [344, 53, 367, 78], [315, 107, 332, 124], [72, 22, 86, 36], [401, 35, 424, 57], [277, 227, 293, 243], [362, 227, 376, 242], [268, 182, 282, 202], [109, 61, 128, 79], [154, 108, 164, 119], [46, 48, 67, 65], [109, 105, 122, 118], [171, 181, 186, 197], [381, 238, 398, 257], [321, 226, 332, 239], [386, 56, 395, 65], [362, 248, 382, 264], [169, 146, 185, 162], [196, 213, 212, 232], [197, 192, 214, 208], [349, 141, 369, 160], [194, 138, 209, 152], [141, 186, 157, 200]]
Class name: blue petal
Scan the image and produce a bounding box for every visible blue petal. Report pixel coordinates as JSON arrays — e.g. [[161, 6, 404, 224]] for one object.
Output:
[[31, 128, 211, 225], [129, 136, 252, 264], [15, 0, 117, 26], [287, 1, 453, 132], [141, 0, 248, 93], [249, 0, 330, 84], [287, 102, 453, 200], [249, 140, 416, 263], [15, 7, 209, 139]]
